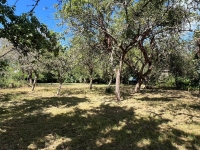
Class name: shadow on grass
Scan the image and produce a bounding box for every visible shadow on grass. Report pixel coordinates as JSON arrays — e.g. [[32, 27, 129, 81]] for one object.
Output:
[[189, 104, 200, 111], [136, 96, 174, 102], [0, 91, 28, 102], [191, 93, 200, 98], [0, 96, 88, 120], [1, 96, 200, 150]]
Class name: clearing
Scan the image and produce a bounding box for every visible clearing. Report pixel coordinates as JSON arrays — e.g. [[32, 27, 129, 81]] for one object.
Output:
[[0, 83, 200, 150]]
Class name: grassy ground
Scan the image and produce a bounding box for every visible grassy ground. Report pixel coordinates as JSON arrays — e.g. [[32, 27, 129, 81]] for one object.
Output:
[[0, 83, 200, 150]]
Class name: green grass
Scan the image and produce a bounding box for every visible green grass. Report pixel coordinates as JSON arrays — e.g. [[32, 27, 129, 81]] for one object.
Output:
[[0, 83, 200, 150]]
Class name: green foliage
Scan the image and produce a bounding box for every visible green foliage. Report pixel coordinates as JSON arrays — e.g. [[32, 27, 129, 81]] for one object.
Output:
[[0, 2, 60, 55], [39, 72, 57, 83], [161, 6, 189, 27], [1, 67, 25, 87], [164, 76, 175, 87], [65, 74, 77, 83], [0, 59, 8, 74], [175, 77, 191, 90]]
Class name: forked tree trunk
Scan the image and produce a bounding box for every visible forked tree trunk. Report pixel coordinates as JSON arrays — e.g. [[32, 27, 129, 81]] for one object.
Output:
[[57, 82, 63, 95]]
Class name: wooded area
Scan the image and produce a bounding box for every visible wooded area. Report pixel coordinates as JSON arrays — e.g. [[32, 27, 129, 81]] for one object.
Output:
[[1, 0, 200, 98], [0, 0, 200, 149]]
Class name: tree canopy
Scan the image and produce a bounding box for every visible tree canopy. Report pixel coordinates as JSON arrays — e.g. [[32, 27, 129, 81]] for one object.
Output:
[[55, 0, 200, 100], [0, 0, 60, 55]]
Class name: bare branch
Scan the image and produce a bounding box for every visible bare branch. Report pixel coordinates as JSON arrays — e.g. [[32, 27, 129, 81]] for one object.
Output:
[[29, 0, 40, 13], [0, 48, 15, 58]]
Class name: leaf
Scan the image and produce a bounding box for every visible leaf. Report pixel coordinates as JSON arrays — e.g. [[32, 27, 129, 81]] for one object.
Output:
[[0, 0, 6, 4]]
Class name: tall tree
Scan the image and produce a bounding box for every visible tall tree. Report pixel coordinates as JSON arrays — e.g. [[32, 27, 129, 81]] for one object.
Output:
[[71, 33, 103, 89], [194, 38, 200, 95], [56, 0, 198, 100]]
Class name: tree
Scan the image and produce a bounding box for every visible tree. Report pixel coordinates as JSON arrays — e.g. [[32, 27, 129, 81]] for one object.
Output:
[[194, 38, 200, 95], [43, 46, 73, 95], [0, 38, 19, 87], [0, 1, 62, 89], [56, 0, 198, 100], [70, 33, 103, 89], [18, 51, 44, 91], [0, 1, 59, 56]]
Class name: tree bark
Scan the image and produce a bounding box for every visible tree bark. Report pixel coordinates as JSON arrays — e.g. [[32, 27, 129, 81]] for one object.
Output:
[[108, 74, 113, 87], [57, 82, 63, 95], [89, 76, 93, 90], [115, 68, 121, 101], [31, 72, 38, 91], [21, 68, 25, 81], [28, 70, 33, 85], [115, 53, 124, 101], [135, 78, 142, 92], [31, 77, 36, 91]]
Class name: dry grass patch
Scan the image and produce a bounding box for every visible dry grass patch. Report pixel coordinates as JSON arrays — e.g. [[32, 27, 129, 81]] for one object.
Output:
[[0, 83, 200, 150]]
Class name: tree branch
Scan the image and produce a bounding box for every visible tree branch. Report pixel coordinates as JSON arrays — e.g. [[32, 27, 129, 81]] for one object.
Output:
[[29, 0, 40, 13], [0, 48, 15, 58]]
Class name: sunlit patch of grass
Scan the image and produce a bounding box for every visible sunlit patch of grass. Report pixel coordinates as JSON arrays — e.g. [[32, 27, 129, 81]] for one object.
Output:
[[96, 137, 114, 147], [137, 138, 151, 148], [43, 106, 74, 116]]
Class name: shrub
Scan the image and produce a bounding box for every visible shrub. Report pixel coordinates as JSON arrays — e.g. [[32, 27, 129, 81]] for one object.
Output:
[[105, 86, 114, 94]]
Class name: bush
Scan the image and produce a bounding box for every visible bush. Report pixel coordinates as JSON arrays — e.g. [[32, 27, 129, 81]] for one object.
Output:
[[105, 86, 114, 94], [175, 77, 191, 89]]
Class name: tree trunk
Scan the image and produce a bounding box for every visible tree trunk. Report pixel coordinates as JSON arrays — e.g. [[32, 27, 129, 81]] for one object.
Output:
[[198, 74, 200, 96], [57, 82, 63, 95], [21, 68, 25, 80], [115, 68, 121, 101], [84, 78, 86, 83], [28, 70, 33, 85], [135, 78, 142, 93], [108, 74, 113, 87], [31, 77, 36, 91], [115, 53, 125, 101], [31, 72, 38, 91], [89, 76, 93, 90], [108, 48, 114, 88]]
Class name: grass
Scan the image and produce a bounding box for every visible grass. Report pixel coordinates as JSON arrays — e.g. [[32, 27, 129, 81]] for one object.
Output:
[[0, 83, 200, 150]]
